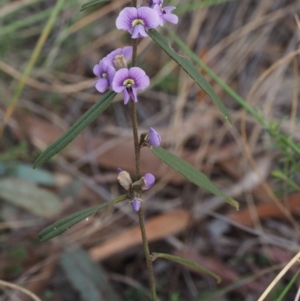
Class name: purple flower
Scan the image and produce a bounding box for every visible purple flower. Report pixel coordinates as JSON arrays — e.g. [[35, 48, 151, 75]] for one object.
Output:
[[142, 173, 155, 190], [153, 4, 178, 25], [112, 67, 150, 104], [149, 0, 161, 7], [116, 7, 159, 39], [93, 60, 116, 93], [103, 46, 133, 68], [131, 199, 141, 212], [147, 127, 161, 147]]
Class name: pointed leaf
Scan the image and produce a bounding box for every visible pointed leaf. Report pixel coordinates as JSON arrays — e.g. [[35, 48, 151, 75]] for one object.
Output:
[[33, 91, 116, 169], [152, 253, 221, 283], [39, 194, 127, 241], [80, 0, 110, 11], [151, 147, 239, 209], [148, 29, 231, 124]]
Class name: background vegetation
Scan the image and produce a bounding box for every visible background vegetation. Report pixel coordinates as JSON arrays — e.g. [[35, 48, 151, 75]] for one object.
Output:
[[0, 0, 300, 300]]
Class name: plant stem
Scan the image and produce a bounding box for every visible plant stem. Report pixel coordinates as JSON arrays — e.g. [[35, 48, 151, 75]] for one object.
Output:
[[129, 1, 157, 300], [130, 102, 141, 178], [138, 207, 157, 301]]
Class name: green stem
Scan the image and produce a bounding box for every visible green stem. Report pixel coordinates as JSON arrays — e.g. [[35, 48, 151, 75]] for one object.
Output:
[[130, 1, 157, 300], [138, 207, 157, 301]]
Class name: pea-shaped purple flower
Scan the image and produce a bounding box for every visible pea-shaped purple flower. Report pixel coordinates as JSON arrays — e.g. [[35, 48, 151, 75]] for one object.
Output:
[[112, 67, 150, 104], [142, 173, 155, 190], [131, 198, 141, 212], [103, 46, 133, 69], [152, 4, 178, 26], [147, 127, 161, 147], [93, 61, 116, 93], [116, 7, 159, 39]]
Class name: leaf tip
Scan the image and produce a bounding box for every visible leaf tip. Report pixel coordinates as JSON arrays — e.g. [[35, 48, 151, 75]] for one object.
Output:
[[226, 197, 239, 210]]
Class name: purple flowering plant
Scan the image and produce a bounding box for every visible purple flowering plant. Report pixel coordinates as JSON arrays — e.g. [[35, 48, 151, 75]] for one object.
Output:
[[34, 0, 238, 299]]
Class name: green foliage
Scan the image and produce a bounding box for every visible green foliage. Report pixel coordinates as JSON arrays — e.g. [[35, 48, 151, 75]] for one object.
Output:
[[148, 29, 232, 124], [38, 194, 127, 241], [80, 0, 110, 11], [33, 91, 116, 169], [152, 253, 221, 283], [276, 269, 300, 301], [151, 147, 239, 209]]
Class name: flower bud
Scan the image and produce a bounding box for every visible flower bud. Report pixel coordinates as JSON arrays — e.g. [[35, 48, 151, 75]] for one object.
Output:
[[146, 127, 161, 147], [131, 198, 141, 212], [142, 173, 155, 190], [113, 54, 127, 70], [117, 169, 132, 191]]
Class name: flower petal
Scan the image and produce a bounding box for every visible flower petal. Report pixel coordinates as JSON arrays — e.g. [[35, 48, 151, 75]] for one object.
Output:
[[116, 7, 136, 32], [130, 87, 138, 102], [93, 64, 100, 76], [129, 67, 150, 90], [147, 127, 161, 147], [95, 78, 108, 93], [123, 89, 130, 104], [122, 46, 133, 61], [131, 199, 141, 212], [137, 7, 160, 29], [163, 6, 176, 13], [163, 13, 178, 24], [142, 173, 155, 190], [112, 68, 129, 93], [132, 24, 148, 39], [132, 25, 141, 39], [162, 6, 178, 24], [106, 65, 116, 86]]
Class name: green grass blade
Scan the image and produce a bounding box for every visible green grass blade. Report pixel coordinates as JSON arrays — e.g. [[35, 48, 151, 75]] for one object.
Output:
[[176, 0, 237, 14], [276, 268, 300, 301], [39, 194, 127, 241], [80, 0, 110, 11], [33, 91, 116, 169], [152, 253, 221, 283], [1, 0, 65, 136], [151, 147, 239, 209], [148, 29, 232, 124]]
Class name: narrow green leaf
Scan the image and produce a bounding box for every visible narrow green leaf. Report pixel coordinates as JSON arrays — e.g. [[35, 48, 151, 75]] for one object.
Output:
[[151, 147, 239, 209], [148, 29, 231, 124], [276, 268, 300, 301], [33, 91, 116, 169], [152, 253, 221, 283], [38, 194, 127, 241], [80, 0, 110, 11]]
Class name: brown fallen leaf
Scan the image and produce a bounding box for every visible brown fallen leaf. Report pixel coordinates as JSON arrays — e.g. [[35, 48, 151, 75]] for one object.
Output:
[[228, 193, 300, 227], [89, 209, 191, 261]]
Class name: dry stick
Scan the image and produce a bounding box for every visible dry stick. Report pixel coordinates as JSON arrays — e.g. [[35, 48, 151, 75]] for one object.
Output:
[[257, 251, 300, 301], [295, 284, 300, 301], [0, 279, 42, 301], [129, 1, 157, 301]]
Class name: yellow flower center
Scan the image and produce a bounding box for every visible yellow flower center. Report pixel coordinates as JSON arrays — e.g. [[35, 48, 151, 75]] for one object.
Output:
[[123, 79, 135, 87], [132, 19, 144, 27]]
